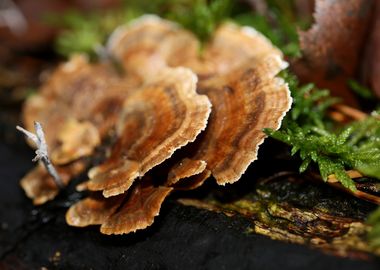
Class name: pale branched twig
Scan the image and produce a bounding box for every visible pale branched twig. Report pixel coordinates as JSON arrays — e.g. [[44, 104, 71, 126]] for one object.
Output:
[[16, 122, 64, 189]]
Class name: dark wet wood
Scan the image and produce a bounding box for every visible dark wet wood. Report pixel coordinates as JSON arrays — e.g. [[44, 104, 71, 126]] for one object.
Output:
[[1, 142, 379, 269], [178, 172, 380, 259]]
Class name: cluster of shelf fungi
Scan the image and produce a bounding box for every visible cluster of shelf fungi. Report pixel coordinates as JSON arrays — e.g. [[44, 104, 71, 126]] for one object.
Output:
[[16, 14, 380, 259], [19, 15, 291, 234]]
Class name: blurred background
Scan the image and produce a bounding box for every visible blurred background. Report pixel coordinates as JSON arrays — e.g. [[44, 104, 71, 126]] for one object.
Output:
[[0, 0, 316, 146]]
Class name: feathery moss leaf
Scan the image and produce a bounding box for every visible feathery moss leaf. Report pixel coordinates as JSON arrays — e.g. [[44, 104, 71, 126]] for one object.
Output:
[[265, 73, 380, 191], [51, 0, 233, 57], [167, 0, 231, 42]]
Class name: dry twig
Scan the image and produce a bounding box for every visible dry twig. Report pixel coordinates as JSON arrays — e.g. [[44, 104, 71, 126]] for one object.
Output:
[[16, 122, 64, 189]]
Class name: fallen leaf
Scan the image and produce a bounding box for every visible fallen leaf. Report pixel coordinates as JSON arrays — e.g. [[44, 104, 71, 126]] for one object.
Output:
[[292, 0, 374, 105]]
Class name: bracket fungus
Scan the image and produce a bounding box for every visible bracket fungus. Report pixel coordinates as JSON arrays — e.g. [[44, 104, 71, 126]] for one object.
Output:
[[66, 182, 172, 235], [201, 23, 285, 75], [22, 54, 138, 153], [20, 15, 292, 234], [84, 66, 211, 198], [176, 56, 291, 186], [107, 15, 208, 79], [21, 161, 85, 205], [20, 54, 142, 203]]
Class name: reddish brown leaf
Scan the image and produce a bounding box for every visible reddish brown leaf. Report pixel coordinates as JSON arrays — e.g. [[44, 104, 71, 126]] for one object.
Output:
[[293, 0, 374, 105], [361, 0, 380, 98]]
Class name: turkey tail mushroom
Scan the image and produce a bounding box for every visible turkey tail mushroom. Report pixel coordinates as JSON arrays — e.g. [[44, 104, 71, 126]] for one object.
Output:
[[83, 67, 211, 198], [20, 15, 292, 235]]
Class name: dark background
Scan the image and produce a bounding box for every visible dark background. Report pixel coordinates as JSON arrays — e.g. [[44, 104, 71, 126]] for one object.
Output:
[[1, 141, 379, 270]]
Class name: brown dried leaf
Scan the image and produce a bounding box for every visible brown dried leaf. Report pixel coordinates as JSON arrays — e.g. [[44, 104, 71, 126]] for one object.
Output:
[[86, 67, 211, 197], [361, 0, 380, 98], [293, 0, 374, 105]]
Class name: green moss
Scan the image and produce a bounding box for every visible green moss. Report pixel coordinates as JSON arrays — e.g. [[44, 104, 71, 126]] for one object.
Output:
[[348, 79, 375, 100], [47, 9, 140, 58], [367, 208, 380, 248], [49, 0, 233, 57], [50, 0, 306, 58], [167, 0, 232, 42], [266, 73, 380, 191]]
